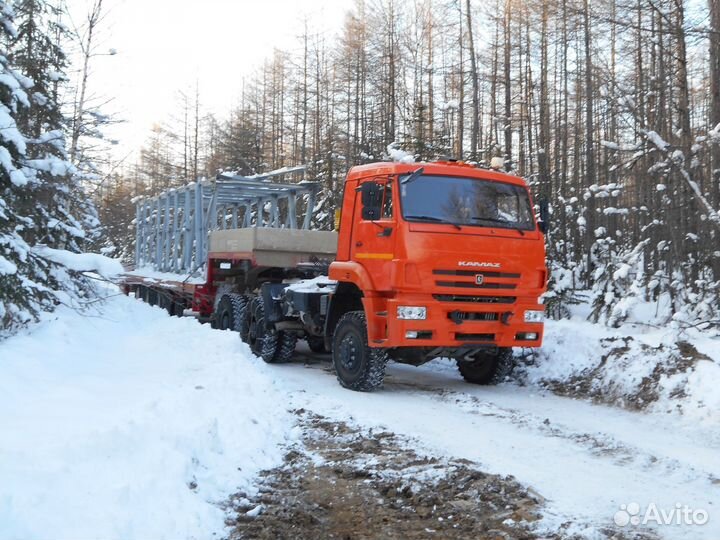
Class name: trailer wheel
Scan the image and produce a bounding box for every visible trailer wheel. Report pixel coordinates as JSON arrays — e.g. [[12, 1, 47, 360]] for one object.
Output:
[[456, 348, 514, 385], [158, 291, 174, 316], [332, 311, 388, 391], [171, 300, 185, 317], [248, 296, 279, 362], [146, 287, 158, 307], [216, 294, 249, 332]]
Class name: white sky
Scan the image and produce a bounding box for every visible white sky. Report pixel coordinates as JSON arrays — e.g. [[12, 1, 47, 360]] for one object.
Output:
[[65, 0, 352, 166]]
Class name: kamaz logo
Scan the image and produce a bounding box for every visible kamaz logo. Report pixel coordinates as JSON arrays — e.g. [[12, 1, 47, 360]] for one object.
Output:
[[458, 261, 501, 269]]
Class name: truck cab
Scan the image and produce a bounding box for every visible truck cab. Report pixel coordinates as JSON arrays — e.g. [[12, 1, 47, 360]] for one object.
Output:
[[327, 161, 547, 389]]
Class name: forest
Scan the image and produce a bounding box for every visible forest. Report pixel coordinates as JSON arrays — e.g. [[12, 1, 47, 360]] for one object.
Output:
[[2, 0, 720, 334]]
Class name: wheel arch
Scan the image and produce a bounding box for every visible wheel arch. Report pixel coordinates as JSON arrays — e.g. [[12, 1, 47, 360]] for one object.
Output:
[[324, 281, 364, 349]]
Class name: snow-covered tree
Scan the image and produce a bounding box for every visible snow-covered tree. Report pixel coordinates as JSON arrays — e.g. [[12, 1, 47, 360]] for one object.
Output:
[[0, 0, 97, 337]]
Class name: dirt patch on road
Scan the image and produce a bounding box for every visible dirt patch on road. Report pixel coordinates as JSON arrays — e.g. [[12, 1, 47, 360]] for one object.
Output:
[[225, 411, 543, 539]]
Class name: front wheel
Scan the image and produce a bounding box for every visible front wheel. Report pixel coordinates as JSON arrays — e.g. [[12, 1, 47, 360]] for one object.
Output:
[[456, 347, 514, 385], [332, 311, 388, 392]]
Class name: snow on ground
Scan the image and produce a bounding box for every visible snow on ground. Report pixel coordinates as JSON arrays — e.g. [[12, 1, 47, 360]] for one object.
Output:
[[279, 353, 720, 540], [0, 288, 293, 540], [516, 304, 720, 426], [1, 288, 719, 540]]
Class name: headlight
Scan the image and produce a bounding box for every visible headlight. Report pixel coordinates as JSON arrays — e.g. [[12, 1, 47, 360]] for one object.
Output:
[[397, 306, 427, 320], [524, 310, 544, 323]]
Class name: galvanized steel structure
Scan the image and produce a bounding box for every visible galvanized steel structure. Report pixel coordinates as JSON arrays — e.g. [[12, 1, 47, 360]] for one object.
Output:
[[134, 167, 320, 273]]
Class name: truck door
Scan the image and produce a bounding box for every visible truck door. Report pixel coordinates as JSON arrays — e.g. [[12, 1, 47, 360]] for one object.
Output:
[[350, 177, 396, 291]]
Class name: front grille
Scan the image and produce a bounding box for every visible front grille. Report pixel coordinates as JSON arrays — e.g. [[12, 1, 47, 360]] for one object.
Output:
[[433, 269, 521, 278], [455, 333, 495, 342], [436, 281, 516, 290], [433, 267, 520, 291], [434, 295, 516, 304]]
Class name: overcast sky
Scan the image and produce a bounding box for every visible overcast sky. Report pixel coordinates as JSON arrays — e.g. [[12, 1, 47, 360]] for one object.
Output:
[[65, 0, 352, 166]]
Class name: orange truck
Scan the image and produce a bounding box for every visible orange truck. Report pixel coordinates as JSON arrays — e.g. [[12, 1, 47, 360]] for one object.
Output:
[[124, 160, 548, 391]]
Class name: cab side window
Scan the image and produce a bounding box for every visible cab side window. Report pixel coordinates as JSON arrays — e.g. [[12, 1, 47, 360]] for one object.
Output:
[[381, 180, 393, 219]]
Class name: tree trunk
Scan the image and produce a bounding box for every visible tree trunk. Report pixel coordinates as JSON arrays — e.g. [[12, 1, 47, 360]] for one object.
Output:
[[465, 0, 479, 160], [583, 0, 596, 285], [503, 0, 512, 171]]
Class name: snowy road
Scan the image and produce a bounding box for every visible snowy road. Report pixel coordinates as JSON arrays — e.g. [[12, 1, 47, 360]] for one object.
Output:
[[275, 352, 720, 540], [1, 292, 718, 540]]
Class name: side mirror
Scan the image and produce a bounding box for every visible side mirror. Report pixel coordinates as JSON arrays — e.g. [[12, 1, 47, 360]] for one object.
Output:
[[359, 181, 383, 220]]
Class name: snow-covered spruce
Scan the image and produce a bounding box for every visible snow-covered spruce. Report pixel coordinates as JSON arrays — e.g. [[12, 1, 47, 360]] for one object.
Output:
[[0, 1, 107, 337]]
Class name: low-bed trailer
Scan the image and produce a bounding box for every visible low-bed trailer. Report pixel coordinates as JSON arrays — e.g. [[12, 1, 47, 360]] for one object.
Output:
[[122, 161, 548, 391]]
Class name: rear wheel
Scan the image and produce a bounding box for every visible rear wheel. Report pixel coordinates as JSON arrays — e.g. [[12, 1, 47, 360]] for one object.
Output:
[[274, 332, 298, 363], [215, 294, 249, 332], [456, 348, 514, 385], [332, 311, 388, 391], [248, 296, 279, 362], [238, 295, 252, 341]]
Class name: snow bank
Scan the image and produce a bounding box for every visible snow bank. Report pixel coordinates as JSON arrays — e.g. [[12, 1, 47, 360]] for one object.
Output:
[[0, 290, 293, 540], [515, 317, 720, 425], [33, 245, 124, 279]]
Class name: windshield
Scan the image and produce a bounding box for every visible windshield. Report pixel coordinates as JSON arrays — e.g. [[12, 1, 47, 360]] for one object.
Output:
[[399, 174, 535, 231]]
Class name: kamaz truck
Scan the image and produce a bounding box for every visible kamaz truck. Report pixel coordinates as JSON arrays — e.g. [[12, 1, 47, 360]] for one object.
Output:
[[122, 161, 548, 391]]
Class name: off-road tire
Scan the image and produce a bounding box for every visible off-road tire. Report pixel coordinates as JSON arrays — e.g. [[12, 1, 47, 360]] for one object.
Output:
[[238, 294, 252, 342], [307, 335, 327, 353], [158, 291, 177, 316], [216, 294, 249, 333], [171, 300, 185, 317], [134, 285, 145, 302], [457, 347, 514, 385], [332, 311, 388, 391], [146, 287, 158, 307], [273, 332, 298, 363], [248, 296, 279, 362]]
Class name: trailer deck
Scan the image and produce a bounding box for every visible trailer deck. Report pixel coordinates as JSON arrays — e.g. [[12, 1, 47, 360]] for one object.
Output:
[[209, 228, 337, 268]]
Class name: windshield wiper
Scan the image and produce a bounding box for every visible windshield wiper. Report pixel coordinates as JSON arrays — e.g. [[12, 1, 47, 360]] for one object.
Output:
[[400, 167, 425, 184], [405, 214, 462, 230], [471, 216, 526, 236]]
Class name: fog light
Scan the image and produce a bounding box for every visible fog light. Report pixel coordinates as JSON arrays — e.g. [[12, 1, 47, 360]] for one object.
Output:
[[397, 306, 427, 320], [525, 332, 538, 340], [405, 331, 418, 338], [524, 310, 544, 323]]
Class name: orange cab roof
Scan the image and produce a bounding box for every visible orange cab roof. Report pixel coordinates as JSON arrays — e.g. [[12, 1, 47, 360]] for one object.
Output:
[[346, 161, 528, 188]]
